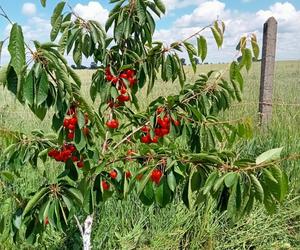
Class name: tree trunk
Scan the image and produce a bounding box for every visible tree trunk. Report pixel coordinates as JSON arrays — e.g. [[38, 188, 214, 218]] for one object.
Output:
[[75, 214, 94, 250], [82, 214, 94, 250]]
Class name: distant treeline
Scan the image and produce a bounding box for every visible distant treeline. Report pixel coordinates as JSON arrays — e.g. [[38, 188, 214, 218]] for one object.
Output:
[[71, 62, 101, 70]]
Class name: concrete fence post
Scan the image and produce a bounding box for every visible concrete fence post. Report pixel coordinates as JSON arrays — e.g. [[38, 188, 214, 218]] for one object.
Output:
[[258, 17, 278, 126]]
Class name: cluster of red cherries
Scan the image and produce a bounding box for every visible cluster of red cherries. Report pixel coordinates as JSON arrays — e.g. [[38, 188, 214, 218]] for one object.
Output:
[[105, 67, 137, 104], [140, 107, 180, 144], [63, 107, 90, 139], [101, 168, 163, 191], [48, 143, 84, 168]]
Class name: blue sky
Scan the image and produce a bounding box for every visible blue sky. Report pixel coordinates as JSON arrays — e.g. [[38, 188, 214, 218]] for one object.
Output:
[[1, 0, 300, 64]]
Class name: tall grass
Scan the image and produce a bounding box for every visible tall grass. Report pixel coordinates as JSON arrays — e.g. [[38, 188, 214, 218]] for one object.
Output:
[[0, 61, 300, 249]]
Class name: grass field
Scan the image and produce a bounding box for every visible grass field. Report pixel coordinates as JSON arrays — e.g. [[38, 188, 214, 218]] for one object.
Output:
[[0, 60, 300, 249]]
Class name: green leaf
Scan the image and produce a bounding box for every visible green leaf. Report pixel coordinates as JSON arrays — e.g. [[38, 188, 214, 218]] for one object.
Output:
[[250, 174, 264, 202], [256, 147, 283, 165], [227, 182, 237, 218], [269, 166, 288, 202], [165, 54, 173, 80], [40, 0, 46, 7], [184, 42, 197, 72], [211, 27, 222, 48], [24, 71, 35, 106], [51, 2, 65, 26], [155, 177, 172, 207], [229, 61, 239, 81], [50, 15, 63, 41], [197, 36, 207, 62], [203, 171, 218, 195], [182, 171, 193, 209], [8, 24, 26, 76], [167, 171, 177, 192], [224, 172, 238, 188], [36, 70, 48, 106], [243, 48, 253, 71], [65, 187, 83, 205], [251, 34, 260, 60], [154, 0, 166, 14], [136, 0, 146, 25], [38, 199, 51, 223], [23, 187, 48, 216]]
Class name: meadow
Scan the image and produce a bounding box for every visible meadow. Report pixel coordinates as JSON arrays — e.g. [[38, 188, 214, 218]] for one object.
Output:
[[0, 60, 300, 249]]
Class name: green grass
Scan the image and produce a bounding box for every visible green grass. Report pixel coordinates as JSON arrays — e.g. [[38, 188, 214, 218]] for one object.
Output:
[[0, 60, 300, 249]]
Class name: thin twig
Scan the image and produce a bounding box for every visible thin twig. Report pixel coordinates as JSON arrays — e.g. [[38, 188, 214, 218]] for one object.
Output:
[[0, 6, 34, 54], [74, 215, 84, 236], [113, 121, 150, 150], [101, 131, 109, 155]]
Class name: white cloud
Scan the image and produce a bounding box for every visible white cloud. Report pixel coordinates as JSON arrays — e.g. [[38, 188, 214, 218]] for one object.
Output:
[[175, 1, 228, 27], [22, 17, 51, 41], [22, 3, 36, 16], [162, 0, 205, 10], [155, 1, 300, 62], [73, 1, 109, 25]]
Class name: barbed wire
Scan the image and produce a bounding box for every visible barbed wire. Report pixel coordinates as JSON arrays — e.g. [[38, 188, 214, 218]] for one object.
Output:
[[232, 101, 300, 107]]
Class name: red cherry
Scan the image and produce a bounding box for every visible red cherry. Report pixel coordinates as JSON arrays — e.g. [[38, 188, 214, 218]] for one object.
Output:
[[151, 136, 159, 143], [69, 145, 76, 152], [173, 119, 180, 126], [117, 94, 130, 102], [150, 169, 163, 184], [72, 156, 79, 162], [68, 132, 75, 140], [54, 152, 63, 162], [157, 117, 169, 128], [109, 170, 118, 179], [125, 171, 131, 179], [112, 77, 119, 84], [120, 87, 127, 95], [155, 128, 163, 137], [141, 134, 151, 144], [128, 77, 136, 87], [126, 69, 135, 78], [106, 119, 119, 129], [163, 116, 170, 123], [70, 117, 78, 125], [120, 73, 128, 79], [106, 75, 113, 81], [77, 160, 84, 168], [48, 149, 59, 158], [141, 126, 150, 133], [63, 119, 69, 128], [101, 181, 110, 190], [68, 124, 75, 131], [160, 128, 169, 136]]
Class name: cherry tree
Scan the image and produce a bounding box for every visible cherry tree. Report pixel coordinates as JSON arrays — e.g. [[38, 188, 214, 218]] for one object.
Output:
[[0, 0, 287, 249]]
